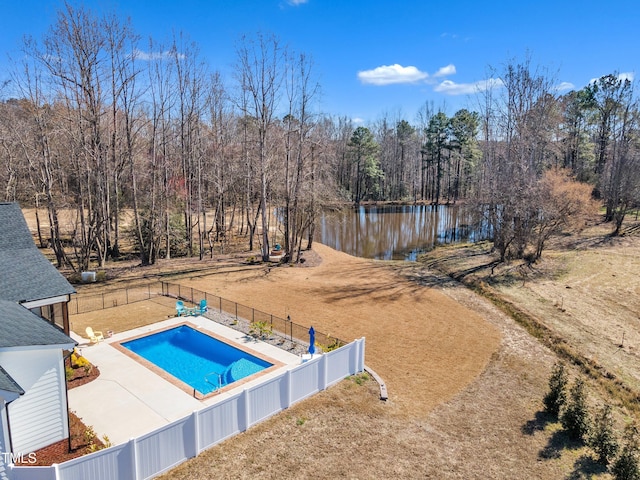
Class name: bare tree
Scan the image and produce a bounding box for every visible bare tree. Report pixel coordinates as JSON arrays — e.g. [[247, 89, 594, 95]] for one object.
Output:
[[104, 12, 140, 261], [234, 33, 284, 261], [585, 74, 639, 230], [170, 33, 209, 258], [26, 2, 112, 271], [206, 71, 237, 257], [9, 56, 71, 267], [476, 57, 560, 261], [144, 39, 179, 262], [394, 119, 417, 201], [281, 51, 320, 262]]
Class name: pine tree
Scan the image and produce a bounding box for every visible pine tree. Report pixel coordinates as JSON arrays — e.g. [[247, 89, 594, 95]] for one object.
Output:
[[561, 378, 591, 442], [590, 404, 619, 465], [543, 362, 568, 417], [612, 423, 640, 480]]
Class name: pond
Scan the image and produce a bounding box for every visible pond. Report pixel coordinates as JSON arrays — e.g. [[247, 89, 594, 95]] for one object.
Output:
[[316, 204, 490, 261]]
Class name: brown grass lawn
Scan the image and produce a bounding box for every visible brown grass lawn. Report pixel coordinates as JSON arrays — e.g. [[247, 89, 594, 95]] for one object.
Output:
[[63, 216, 640, 479]]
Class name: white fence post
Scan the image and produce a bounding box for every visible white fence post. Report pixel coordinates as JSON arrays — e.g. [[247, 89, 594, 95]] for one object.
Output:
[[321, 354, 329, 390], [285, 369, 292, 408], [242, 389, 250, 431], [129, 437, 138, 480], [193, 410, 200, 456]]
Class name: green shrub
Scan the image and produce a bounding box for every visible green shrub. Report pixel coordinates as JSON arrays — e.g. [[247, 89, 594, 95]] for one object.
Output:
[[84, 426, 111, 453], [561, 378, 591, 442], [321, 335, 342, 352], [249, 321, 272, 339], [590, 404, 619, 465], [612, 423, 640, 480], [543, 361, 568, 417], [352, 373, 369, 385], [67, 272, 82, 284]]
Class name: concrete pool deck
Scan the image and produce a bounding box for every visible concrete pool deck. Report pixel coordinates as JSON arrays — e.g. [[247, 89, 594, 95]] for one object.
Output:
[[68, 316, 302, 445]]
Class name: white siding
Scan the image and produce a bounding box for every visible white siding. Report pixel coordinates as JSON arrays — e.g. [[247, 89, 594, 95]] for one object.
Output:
[[0, 405, 10, 480], [0, 349, 69, 454]]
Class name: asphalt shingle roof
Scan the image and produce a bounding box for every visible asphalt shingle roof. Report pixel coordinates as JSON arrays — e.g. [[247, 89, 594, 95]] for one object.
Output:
[[0, 300, 75, 348], [0, 202, 77, 402], [0, 365, 24, 396], [0, 202, 75, 303]]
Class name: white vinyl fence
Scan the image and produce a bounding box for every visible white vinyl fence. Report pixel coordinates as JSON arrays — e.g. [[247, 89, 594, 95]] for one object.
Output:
[[8, 338, 365, 480]]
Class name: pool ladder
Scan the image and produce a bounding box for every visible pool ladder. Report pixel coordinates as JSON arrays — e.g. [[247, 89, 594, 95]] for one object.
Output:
[[204, 371, 223, 393]]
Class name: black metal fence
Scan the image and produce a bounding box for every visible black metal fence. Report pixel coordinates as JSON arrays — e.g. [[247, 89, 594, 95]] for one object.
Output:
[[70, 282, 165, 314], [69, 281, 345, 351]]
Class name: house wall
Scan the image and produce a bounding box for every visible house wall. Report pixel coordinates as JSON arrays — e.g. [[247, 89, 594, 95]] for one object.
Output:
[[0, 348, 69, 454], [0, 404, 10, 480], [24, 297, 71, 335]]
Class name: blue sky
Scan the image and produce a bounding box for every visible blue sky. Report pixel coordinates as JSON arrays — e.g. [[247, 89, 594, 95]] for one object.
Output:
[[1, 0, 638, 124]]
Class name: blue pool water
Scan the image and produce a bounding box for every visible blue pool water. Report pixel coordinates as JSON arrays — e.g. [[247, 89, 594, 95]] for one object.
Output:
[[122, 325, 272, 394]]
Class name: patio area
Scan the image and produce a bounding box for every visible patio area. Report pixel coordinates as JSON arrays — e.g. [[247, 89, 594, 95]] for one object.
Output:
[[68, 316, 303, 445]]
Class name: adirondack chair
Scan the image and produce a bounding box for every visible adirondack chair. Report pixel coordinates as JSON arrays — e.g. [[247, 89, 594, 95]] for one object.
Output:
[[86, 326, 104, 343], [176, 300, 185, 317], [197, 299, 208, 315]]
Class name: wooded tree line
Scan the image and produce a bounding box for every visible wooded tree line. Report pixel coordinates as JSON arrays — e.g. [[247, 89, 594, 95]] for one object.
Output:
[[0, 5, 638, 269]]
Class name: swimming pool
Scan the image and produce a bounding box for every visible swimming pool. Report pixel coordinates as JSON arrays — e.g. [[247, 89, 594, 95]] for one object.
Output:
[[121, 325, 273, 395]]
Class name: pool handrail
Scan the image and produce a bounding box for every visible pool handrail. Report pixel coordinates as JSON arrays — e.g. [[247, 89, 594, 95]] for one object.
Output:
[[204, 370, 224, 392]]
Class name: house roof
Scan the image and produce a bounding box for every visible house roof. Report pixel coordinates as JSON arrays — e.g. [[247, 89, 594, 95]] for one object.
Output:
[[0, 364, 24, 397], [0, 202, 75, 303], [0, 203, 77, 406], [0, 300, 75, 348]]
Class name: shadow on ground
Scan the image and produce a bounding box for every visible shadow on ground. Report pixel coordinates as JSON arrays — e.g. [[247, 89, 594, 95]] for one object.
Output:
[[522, 410, 607, 478], [565, 454, 607, 479], [521, 410, 554, 436]]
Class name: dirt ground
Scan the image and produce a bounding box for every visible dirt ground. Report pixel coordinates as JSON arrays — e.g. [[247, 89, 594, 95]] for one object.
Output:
[[177, 243, 502, 417], [422, 220, 640, 398], [55, 213, 640, 478], [155, 244, 571, 480]]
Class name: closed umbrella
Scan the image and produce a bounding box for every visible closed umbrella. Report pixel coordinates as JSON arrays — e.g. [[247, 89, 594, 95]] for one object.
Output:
[[308, 326, 316, 355]]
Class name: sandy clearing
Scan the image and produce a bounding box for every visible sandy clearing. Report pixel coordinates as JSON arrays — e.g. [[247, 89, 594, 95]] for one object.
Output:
[[181, 243, 502, 417]]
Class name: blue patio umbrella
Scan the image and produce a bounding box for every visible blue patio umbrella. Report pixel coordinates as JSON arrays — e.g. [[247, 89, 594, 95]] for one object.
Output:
[[308, 326, 316, 355]]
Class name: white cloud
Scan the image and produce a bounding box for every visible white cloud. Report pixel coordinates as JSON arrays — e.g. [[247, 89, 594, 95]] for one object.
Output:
[[434, 64, 456, 77], [352, 117, 365, 125], [618, 71, 635, 82], [132, 49, 185, 61], [555, 81, 575, 92], [434, 78, 504, 95], [589, 71, 635, 85], [358, 64, 429, 85], [287, 0, 308, 4]]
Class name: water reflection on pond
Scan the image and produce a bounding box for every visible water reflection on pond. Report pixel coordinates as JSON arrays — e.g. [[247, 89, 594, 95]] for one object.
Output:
[[317, 204, 489, 261]]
